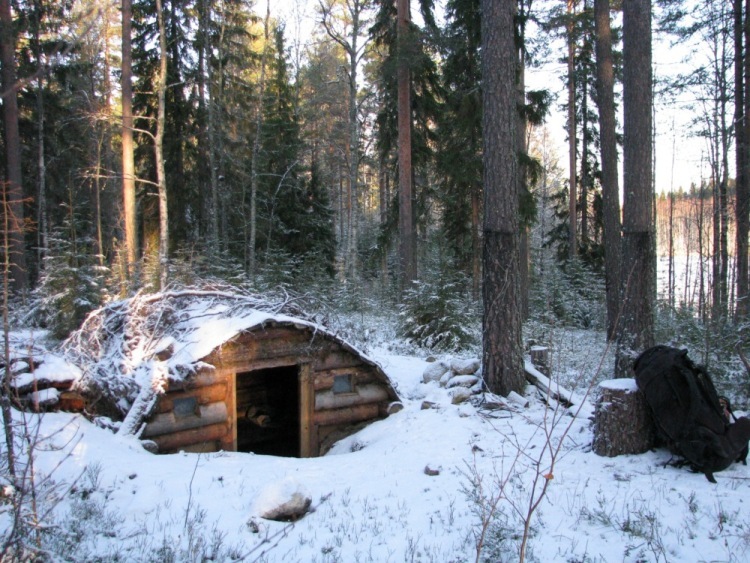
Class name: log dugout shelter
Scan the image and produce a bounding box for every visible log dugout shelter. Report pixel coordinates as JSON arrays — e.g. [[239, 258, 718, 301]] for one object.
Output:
[[62, 291, 400, 458], [143, 319, 400, 457]]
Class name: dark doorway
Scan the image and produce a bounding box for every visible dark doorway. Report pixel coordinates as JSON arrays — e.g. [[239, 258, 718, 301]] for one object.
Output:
[[236, 365, 300, 457]]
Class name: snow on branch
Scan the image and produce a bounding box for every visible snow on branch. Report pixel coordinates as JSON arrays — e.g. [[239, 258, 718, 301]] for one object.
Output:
[[61, 285, 323, 431]]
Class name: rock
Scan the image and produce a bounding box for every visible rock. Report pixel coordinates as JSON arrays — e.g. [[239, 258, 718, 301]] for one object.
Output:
[[260, 492, 312, 522], [254, 480, 313, 522], [450, 358, 480, 375], [422, 361, 450, 383], [506, 390, 529, 408], [140, 440, 159, 454], [387, 401, 404, 414], [421, 401, 437, 410], [450, 388, 473, 404], [424, 465, 440, 476], [439, 370, 453, 387], [446, 375, 480, 388]]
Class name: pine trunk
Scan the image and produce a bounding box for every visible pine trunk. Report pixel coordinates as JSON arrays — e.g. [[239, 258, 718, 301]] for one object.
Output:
[[735, 0, 749, 321], [592, 379, 656, 456], [397, 0, 416, 286], [616, 0, 655, 376], [156, 0, 169, 289], [594, 0, 622, 340], [248, 0, 270, 274], [346, 6, 360, 280], [121, 0, 137, 280], [481, 0, 524, 396], [567, 0, 578, 258]]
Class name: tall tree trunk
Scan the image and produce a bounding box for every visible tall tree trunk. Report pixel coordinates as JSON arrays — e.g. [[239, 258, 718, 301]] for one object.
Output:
[[616, 0, 654, 376], [594, 0, 622, 340], [668, 191, 675, 309], [121, 0, 137, 282], [0, 0, 28, 292], [481, 0, 524, 397], [203, 0, 221, 254], [379, 159, 389, 284], [735, 0, 749, 320], [397, 0, 416, 285], [567, 0, 578, 258], [471, 185, 480, 299], [347, 17, 359, 280], [32, 0, 47, 273], [155, 0, 169, 289], [517, 7, 530, 320], [580, 77, 589, 246], [248, 0, 270, 274], [720, 18, 730, 318]]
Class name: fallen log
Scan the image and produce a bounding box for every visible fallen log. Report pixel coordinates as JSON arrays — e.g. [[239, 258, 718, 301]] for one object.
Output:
[[523, 360, 573, 408]]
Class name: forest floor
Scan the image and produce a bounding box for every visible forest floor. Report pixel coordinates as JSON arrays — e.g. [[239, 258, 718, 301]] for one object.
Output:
[[3, 318, 750, 562]]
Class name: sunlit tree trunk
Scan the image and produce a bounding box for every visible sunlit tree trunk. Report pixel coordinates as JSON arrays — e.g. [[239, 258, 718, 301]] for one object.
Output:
[[248, 0, 270, 274], [615, 0, 655, 377], [594, 0, 622, 340], [121, 0, 137, 282], [155, 0, 169, 289], [734, 0, 749, 320]]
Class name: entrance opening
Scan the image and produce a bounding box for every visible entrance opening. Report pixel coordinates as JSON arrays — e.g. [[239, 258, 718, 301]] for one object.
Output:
[[236, 365, 300, 457]]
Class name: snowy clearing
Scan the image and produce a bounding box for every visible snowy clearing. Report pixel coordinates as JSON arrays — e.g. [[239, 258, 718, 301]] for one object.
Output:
[[4, 337, 750, 562]]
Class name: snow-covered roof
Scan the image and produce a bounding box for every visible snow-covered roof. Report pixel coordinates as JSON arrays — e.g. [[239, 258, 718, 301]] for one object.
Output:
[[61, 288, 388, 435]]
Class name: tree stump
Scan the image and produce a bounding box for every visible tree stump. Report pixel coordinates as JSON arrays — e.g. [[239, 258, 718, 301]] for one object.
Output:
[[529, 346, 550, 375], [592, 378, 656, 457]]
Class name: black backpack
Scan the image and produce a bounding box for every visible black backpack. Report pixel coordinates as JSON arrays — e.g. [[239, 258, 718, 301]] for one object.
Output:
[[633, 345, 750, 483]]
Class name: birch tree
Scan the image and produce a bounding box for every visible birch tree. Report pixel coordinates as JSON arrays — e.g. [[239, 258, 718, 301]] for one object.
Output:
[[319, 0, 373, 279]]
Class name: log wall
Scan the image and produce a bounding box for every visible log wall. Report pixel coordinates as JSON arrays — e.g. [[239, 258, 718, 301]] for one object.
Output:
[[143, 323, 398, 456]]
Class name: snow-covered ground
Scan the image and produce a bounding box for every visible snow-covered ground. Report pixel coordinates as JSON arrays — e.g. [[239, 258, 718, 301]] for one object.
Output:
[[4, 336, 750, 562]]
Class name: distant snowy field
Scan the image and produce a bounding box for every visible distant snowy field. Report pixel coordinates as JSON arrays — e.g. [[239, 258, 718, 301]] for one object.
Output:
[[6, 330, 750, 562]]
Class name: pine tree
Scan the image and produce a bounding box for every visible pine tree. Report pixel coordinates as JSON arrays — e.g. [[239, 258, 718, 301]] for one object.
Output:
[[481, 0, 524, 396], [615, 0, 655, 376], [35, 208, 108, 339], [371, 0, 442, 285]]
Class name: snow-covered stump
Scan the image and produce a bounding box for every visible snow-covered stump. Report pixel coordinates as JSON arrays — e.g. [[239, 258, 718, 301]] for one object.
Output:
[[592, 378, 656, 457], [529, 345, 550, 375]]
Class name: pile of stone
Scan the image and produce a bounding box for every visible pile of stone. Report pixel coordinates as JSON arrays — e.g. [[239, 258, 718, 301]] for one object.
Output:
[[422, 357, 483, 404]]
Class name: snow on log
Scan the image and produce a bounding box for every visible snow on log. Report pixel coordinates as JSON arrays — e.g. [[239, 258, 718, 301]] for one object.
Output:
[[315, 384, 389, 410], [592, 378, 656, 457], [523, 360, 573, 408], [141, 402, 229, 438]]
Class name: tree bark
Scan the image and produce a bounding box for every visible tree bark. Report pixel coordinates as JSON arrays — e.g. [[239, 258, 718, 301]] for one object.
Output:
[[248, 0, 270, 274], [0, 0, 28, 292], [398, 0, 416, 286], [155, 0, 169, 289], [594, 0, 622, 340], [616, 0, 655, 377], [481, 0, 524, 396], [592, 379, 656, 456], [121, 0, 137, 281], [567, 0, 578, 258], [735, 0, 749, 321]]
